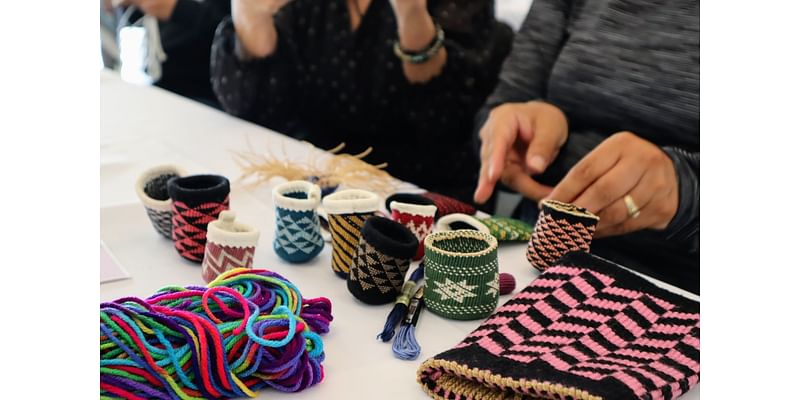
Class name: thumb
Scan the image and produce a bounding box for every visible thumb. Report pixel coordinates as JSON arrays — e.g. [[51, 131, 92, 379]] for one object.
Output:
[[526, 113, 566, 174]]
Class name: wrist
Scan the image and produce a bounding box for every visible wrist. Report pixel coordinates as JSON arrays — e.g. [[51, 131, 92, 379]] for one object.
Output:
[[233, 7, 275, 31], [397, 11, 435, 52], [234, 16, 278, 59], [151, 0, 178, 21], [394, 2, 428, 24]]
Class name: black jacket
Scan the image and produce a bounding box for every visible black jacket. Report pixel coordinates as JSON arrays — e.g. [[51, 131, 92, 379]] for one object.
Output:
[[155, 0, 230, 101], [210, 0, 512, 202]]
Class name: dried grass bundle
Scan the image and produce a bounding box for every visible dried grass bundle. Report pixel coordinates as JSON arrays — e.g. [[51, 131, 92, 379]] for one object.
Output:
[[233, 140, 400, 196]]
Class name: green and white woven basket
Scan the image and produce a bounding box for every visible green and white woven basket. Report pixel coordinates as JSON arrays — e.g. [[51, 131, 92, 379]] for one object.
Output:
[[423, 230, 499, 320]]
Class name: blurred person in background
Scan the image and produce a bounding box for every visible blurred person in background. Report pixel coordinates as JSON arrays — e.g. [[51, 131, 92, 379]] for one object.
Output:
[[104, 0, 230, 107], [473, 0, 699, 292], [211, 0, 512, 203]]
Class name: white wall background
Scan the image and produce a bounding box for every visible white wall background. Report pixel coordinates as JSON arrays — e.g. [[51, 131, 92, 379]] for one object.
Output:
[[496, 0, 534, 31]]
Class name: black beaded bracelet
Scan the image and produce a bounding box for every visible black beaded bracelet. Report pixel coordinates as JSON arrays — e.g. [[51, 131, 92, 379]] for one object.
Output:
[[393, 23, 445, 64]]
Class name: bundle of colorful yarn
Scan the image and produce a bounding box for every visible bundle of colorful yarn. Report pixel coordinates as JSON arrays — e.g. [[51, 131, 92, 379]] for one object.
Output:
[[100, 268, 333, 399]]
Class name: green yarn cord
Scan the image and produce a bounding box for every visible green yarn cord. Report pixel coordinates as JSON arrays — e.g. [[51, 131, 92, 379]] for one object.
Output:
[[479, 216, 534, 242]]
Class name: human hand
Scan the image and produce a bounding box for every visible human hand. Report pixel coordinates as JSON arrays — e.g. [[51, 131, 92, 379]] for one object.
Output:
[[233, 0, 290, 22], [544, 131, 679, 238], [232, 0, 290, 58], [130, 0, 178, 21], [108, 0, 133, 11], [474, 101, 568, 204]]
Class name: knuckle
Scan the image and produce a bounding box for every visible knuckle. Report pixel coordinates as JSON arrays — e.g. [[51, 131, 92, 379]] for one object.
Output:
[[611, 131, 636, 146], [644, 149, 664, 165], [593, 186, 615, 205], [653, 175, 668, 191], [573, 163, 594, 182], [479, 144, 490, 159], [609, 204, 629, 224], [616, 131, 635, 140], [658, 200, 673, 216], [478, 128, 490, 141], [489, 104, 511, 119]]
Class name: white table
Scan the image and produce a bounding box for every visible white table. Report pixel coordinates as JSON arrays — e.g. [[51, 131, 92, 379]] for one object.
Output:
[[100, 70, 699, 399]]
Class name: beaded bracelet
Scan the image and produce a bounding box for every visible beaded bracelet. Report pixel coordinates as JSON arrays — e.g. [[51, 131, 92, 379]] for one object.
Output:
[[393, 23, 445, 64]]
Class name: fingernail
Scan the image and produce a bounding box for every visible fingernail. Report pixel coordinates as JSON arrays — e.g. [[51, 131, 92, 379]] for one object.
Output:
[[529, 156, 546, 173]]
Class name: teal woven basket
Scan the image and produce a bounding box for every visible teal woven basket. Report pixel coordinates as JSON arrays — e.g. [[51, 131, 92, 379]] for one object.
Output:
[[423, 230, 499, 320]]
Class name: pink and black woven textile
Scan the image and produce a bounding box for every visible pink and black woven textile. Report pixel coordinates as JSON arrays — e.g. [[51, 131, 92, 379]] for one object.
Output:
[[417, 252, 700, 400]]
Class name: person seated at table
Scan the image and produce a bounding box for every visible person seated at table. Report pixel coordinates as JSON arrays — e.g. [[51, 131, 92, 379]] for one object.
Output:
[[472, 0, 699, 293], [210, 0, 512, 203], [113, 0, 230, 107]]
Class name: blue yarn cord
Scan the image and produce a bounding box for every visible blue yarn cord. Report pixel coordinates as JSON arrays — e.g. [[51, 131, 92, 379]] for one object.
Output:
[[377, 262, 425, 342], [377, 304, 405, 342], [409, 262, 425, 282], [391, 294, 424, 361], [391, 324, 420, 360]]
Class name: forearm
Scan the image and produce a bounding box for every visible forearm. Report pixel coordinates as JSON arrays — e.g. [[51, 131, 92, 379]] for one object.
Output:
[[232, 6, 279, 58], [393, 1, 511, 137], [210, 18, 279, 121], [395, 6, 446, 83]]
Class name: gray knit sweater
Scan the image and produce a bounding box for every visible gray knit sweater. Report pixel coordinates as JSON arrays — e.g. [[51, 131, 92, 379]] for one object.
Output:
[[477, 0, 699, 292]]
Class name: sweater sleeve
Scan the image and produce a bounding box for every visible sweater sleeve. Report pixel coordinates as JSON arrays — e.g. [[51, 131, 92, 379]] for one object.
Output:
[[662, 147, 700, 252], [474, 0, 572, 132], [209, 14, 299, 131], [396, 0, 514, 139]]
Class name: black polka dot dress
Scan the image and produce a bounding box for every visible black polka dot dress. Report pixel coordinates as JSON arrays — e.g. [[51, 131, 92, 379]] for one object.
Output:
[[210, 0, 512, 202]]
